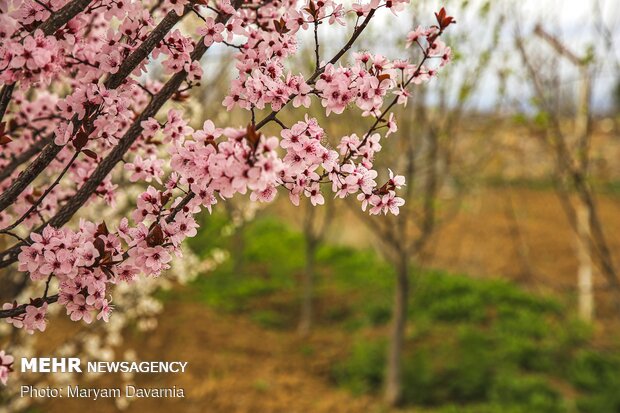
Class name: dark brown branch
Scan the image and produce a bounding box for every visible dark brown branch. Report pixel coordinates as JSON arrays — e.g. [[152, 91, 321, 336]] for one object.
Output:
[[166, 192, 195, 223], [313, 20, 320, 71], [37, 0, 93, 36], [0, 136, 51, 184], [0, 84, 15, 124], [104, 8, 187, 90], [0, 295, 58, 319], [0, 138, 64, 213]]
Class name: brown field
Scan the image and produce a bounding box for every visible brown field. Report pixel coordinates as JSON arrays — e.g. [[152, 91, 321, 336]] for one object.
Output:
[[426, 187, 620, 301], [43, 301, 381, 413]]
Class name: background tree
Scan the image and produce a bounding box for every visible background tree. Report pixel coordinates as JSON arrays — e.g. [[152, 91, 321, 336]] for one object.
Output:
[[516, 22, 620, 321], [341, 1, 502, 405]]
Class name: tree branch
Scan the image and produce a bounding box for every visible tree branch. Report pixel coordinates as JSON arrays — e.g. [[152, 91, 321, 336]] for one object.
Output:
[[0, 295, 58, 319]]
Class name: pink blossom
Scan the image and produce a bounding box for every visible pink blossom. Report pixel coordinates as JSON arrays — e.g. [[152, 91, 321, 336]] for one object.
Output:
[[23, 303, 48, 334], [0, 351, 14, 385], [198, 17, 225, 47], [67, 295, 94, 324]]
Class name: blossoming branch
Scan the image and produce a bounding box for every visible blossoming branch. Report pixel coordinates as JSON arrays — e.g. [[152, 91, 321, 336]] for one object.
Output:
[[0, 0, 455, 384]]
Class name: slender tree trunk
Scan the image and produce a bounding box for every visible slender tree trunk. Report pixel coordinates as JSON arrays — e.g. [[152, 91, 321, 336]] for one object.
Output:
[[385, 252, 409, 406], [576, 203, 594, 322], [298, 237, 316, 336]]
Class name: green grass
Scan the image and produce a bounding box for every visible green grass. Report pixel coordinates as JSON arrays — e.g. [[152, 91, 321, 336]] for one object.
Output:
[[186, 212, 620, 413]]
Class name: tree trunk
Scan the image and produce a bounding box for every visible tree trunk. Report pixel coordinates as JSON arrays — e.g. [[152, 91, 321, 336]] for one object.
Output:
[[385, 252, 409, 406], [298, 237, 316, 336], [576, 203, 594, 322]]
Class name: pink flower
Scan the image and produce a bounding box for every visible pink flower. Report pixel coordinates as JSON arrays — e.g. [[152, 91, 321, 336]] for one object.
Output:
[[2, 303, 23, 329], [96, 299, 113, 322], [144, 246, 172, 273], [67, 295, 93, 324], [18, 245, 42, 275], [369, 192, 405, 215], [307, 184, 324, 206], [198, 17, 225, 47], [53, 121, 74, 146], [165, 0, 188, 16], [194, 120, 223, 142], [386, 113, 398, 137], [23, 303, 47, 334], [388, 169, 406, 188], [39, 250, 73, 276], [75, 242, 100, 267], [141, 118, 161, 139], [128, 245, 172, 275], [168, 214, 199, 244], [0, 351, 14, 385], [406, 26, 426, 48], [125, 155, 164, 184]]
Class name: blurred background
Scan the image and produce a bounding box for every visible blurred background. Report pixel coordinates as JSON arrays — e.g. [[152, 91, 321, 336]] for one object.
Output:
[[3, 0, 620, 412]]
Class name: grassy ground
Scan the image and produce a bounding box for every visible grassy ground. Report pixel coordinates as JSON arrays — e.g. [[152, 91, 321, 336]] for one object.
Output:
[[183, 215, 620, 413]]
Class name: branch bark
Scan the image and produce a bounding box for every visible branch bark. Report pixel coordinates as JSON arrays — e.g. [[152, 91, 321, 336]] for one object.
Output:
[[0, 295, 58, 319]]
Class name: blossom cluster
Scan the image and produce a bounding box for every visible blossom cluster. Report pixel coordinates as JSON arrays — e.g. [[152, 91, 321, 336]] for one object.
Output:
[[0, 0, 155, 87], [5, 207, 198, 331], [54, 83, 146, 147], [0, 27, 63, 87]]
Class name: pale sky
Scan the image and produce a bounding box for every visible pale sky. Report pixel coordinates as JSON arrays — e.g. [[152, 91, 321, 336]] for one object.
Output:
[[369, 0, 620, 112]]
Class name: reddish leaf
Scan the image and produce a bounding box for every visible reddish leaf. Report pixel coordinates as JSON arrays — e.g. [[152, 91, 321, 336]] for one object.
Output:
[[99, 251, 113, 265], [245, 123, 262, 150], [93, 237, 106, 257], [0, 135, 12, 145], [377, 73, 391, 84], [73, 126, 89, 151], [146, 224, 165, 247], [273, 18, 290, 34], [82, 149, 98, 159], [435, 7, 455, 30], [160, 192, 171, 206], [95, 221, 109, 237]]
